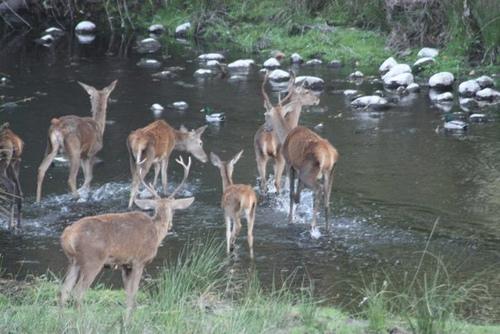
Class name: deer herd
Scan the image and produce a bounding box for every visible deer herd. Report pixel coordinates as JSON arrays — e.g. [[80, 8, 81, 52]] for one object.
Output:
[[0, 71, 339, 317]]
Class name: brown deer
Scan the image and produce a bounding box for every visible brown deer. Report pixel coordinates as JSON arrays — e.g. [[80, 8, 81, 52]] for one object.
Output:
[[0, 123, 24, 229], [210, 150, 257, 259], [60, 156, 194, 319], [127, 120, 208, 208], [263, 75, 339, 235], [254, 73, 320, 194], [36, 80, 117, 202]]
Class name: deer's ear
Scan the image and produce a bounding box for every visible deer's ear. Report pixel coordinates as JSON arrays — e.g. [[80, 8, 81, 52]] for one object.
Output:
[[103, 80, 118, 94], [134, 199, 157, 210], [230, 150, 243, 166], [78, 81, 97, 96], [171, 197, 194, 210], [195, 125, 208, 137], [210, 152, 221, 167], [179, 125, 189, 133]]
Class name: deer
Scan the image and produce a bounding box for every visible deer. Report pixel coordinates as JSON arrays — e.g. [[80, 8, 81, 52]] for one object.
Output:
[[127, 120, 208, 208], [210, 150, 257, 259], [36, 80, 118, 202], [59, 155, 194, 319], [0, 122, 24, 229], [262, 74, 339, 236], [254, 72, 320, 194]]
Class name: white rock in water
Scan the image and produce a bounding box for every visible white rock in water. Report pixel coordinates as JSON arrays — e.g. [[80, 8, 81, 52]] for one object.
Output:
[[310, 227, 322, 239], [417, 47, 439, 58], [173, 101, 188, 110], [228, 59, 255, 68], [137, 58, 161, 68], [382, 64, 411, 81], [413, 57, 435, 68], [75, 21, 96, 33], [194, 68, 213, 77], [407, 83, 420, 93], [268, 69, 290, 82], [384, 72, 414, 88], [444, 120, 467, 131], [206, 60, 220, 67], [475, 75, 494, 89], [45, 27, 64, 36], [148, 24, 165, 34], [458, 80, 481, 97], [263, 57, 280, 68], [175, 22, 191, 36], [343, 89, 359, 97], [198, 53, 225, 61], [151, 103, 164, 111], [290, 53, 303, 63], [306, 59, 322, 65], [351, 95, 389, 109], [294, 76, 324, 90], [476, 88, 500, 101], [40, 34, 54, 43], [349, 70, 364, 79], [138, 37, 161, 53], [76, 33, 95, 44], [429, 72, 454, 89], [469, 113, 487, 122], [436, 92, 453, 102], [379, 57, 398, 73]]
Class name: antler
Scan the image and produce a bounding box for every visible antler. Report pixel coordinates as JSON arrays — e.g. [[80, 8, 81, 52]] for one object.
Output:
[[261, 72, 273, 111], [138, 168, 161, 199], [279, 71, 296, 106], [168, 156, 192, 199]]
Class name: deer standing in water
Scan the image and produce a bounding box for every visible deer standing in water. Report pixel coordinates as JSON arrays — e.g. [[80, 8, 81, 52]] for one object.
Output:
[[60, 156, 194, 319], [254, 73, 320, 193], [127, 120, 208, 208], [36, 80, 117, 202], [0, 123, 24, 229], [211, 150, 257, 259], [262, 74, 339, 235]]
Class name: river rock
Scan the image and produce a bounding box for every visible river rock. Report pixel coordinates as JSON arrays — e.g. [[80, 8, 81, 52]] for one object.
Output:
[[475, 75, 494, 89], [137, 37, 161, 53], [384, 72, 414, 88], [444, 120, 467, 131], [45, 27, 64, 36], [379, 57, 397, 73], [351, 95, 389, 109], [76, 33, 95, 44], [382, 64, 411, 81], [349, 71, 364, 79], [290, 53, 303, 64], [148, 24, 165, 34], [417, 47, 439, 58], [294, 76, 324, 90], [206, 60, 220, 67], [228, 59, 255, 69], [343, 89, 359, 97], [194, 69, 213, 77], [173, 101, 188, 110], [476, 88, 500, 101], [429, 72, 454, 90], [328, 60, 342, 68], [136, 58, 161, 69], [263, 57, 280, 69], [436, 92, 453, 102], [75, 21, 96, 33], [151, 103, 164, 111], [37, 34, 54, 45], [458, 80, 481, 97], [469, 113, 487, 122], [306, 59, 322, 66], [268, 69, 290, 82], [152, 71, 173, 79], [407, 83, 420, 93], [413, 57, 435, 71], [175, 22, 191, 37], [198, 53, 225, 62]]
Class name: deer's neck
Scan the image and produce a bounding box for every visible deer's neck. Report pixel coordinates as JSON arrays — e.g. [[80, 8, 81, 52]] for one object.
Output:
[[91, 100, 108, 136], [153, 210, 171, 243], [283, 100, 302, 129], [173, 130, 188, 150], [270, 106, 292, 144], [219, 165, 233, 191]]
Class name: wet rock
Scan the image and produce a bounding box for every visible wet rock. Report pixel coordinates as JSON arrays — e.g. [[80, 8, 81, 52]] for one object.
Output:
[[476, 88, 500, 101], [469, 113, 487, 122], [166, 66, 185, 72], [305, 59, 322, 66], [290, 53, 303, 64], [268, 69, 290, 82], [294, 76, 324, 91], [328, 60, 342, 68], [206, 60, 220, 67], [136, 58, 161, 69], [152, 71, 173, 79], [407, 82, 420, 93], [373, 90, 384, 96], [382, 64, 411, 82], [429, 72, 454, 90], [351, 95, 389, 109], [379, 56, 397, 73], [148, 24, 165, 34], [343, 89, 360, 98], [173, 101, 188, 110], [36, 34, 54, 45], [444, 120, 467, 131], [194, 69, 214, 77], [263, 57, 280, 69], [228, 59, 255, 69], [198, 53, 225, 62], [45, 27, 64, 36], [436, 92, 453, 102], [76, 33, 95, 44], [384, 72, 414, 88], [396, 86, 409, 95], [175, 22, 191, 37], [417, 47, 439, 58], [349, 71, 364, 79], [137, 37, 161, 53], [75, 20, 96, 33], [413, 57, 435, 71], [475, 75, 494, 89], [458, 80, 481, 97], [459, 97, 478, 108]]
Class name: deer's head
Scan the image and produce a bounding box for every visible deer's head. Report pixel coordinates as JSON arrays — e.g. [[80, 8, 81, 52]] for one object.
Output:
[[78, 80, 118, 118], [210, 150, 243, 186], [178, 125, 208, 163]]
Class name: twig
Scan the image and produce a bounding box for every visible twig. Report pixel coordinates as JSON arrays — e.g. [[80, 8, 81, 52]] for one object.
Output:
[[2, 1, 32, 29]]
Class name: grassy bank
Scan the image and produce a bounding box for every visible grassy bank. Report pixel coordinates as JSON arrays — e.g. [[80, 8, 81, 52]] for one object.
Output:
[[0, 238, 499, 334]]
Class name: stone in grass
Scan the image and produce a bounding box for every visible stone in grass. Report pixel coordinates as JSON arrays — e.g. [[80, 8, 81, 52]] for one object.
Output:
[[305, 59, 322, 66], [263, 57, 280, 69], [175, 22, 191, 37], [328, 60, 342, 68], [379, 57, 398, 73], [148, 24, 165, 34], [417, 47, 439, 58], [429, 72, 454, 90], [458, 80, 481, 97], [349, 71, 364, 79], [290, 53, 303, 64], [75, 21, 96, 33], [475, 88, 500, 101], [413, 57, 435, 71], [475, 75, 494, 89]]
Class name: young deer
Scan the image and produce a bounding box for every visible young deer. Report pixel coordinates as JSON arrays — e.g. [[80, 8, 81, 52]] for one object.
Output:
[[127, 120, 208, 208], [60, 156, 194, 319], [210, 150, 257, 259], [263, 75, 339, 235], [0, 123, 24, 229], [36, 80, 117, 202], [254, 73, 320, 193]]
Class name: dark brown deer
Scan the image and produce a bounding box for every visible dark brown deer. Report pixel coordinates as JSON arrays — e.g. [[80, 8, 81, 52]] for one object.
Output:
[[210, 150, 257, 259], [254, 73, 319, 193], [263, 75, 339, 235], [36, 80, 117, 202], [127, 120, 208, 208], [60, 156, 193, 319], [0, 122, 24, 229]]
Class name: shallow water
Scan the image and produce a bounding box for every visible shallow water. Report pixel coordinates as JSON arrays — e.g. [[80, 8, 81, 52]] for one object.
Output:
[[1, 32, 499, 315]]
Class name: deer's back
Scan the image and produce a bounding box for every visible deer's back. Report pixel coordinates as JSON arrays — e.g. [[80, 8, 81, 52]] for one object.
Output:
[[51, 116, 102, 156], [0, 129, 23, 160], [254, 125, 280, 158], [129, 120, 175, 159], [61, 211, 160, 265], [222, 184, 257, 214]]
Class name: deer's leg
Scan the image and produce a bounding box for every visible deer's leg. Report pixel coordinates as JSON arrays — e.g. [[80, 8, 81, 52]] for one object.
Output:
[[323, 165, 336, 232], [8, 162, 22, 229], [294, 179, 304, 204], [256, 152, 268, 194], [60, 263, 80, 306], [124, 264, 144, 321], [274, 153, 286, 194], [160, 159, 168, 194], [225, 215, 232, 254], [73, 261, 103, 308], [65, 138, 82, 198], [232, 216, 242, 250], [153, 162, 160, 188], [246, 203, 256, 259], [311, 188, 321, 232], [288, 167, 296, 224], [36, 142, 60, 202]]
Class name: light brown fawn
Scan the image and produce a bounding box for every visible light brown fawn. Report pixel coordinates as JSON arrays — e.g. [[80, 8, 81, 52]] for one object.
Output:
[[60, 156, 194, 319], [127, 120, 208, 208], [210, 150, 257, 259], [263, 75, 339, 234], [254, 73, 319, 193], [36, 80, 117, 202], [0, 123, 24, 229]]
